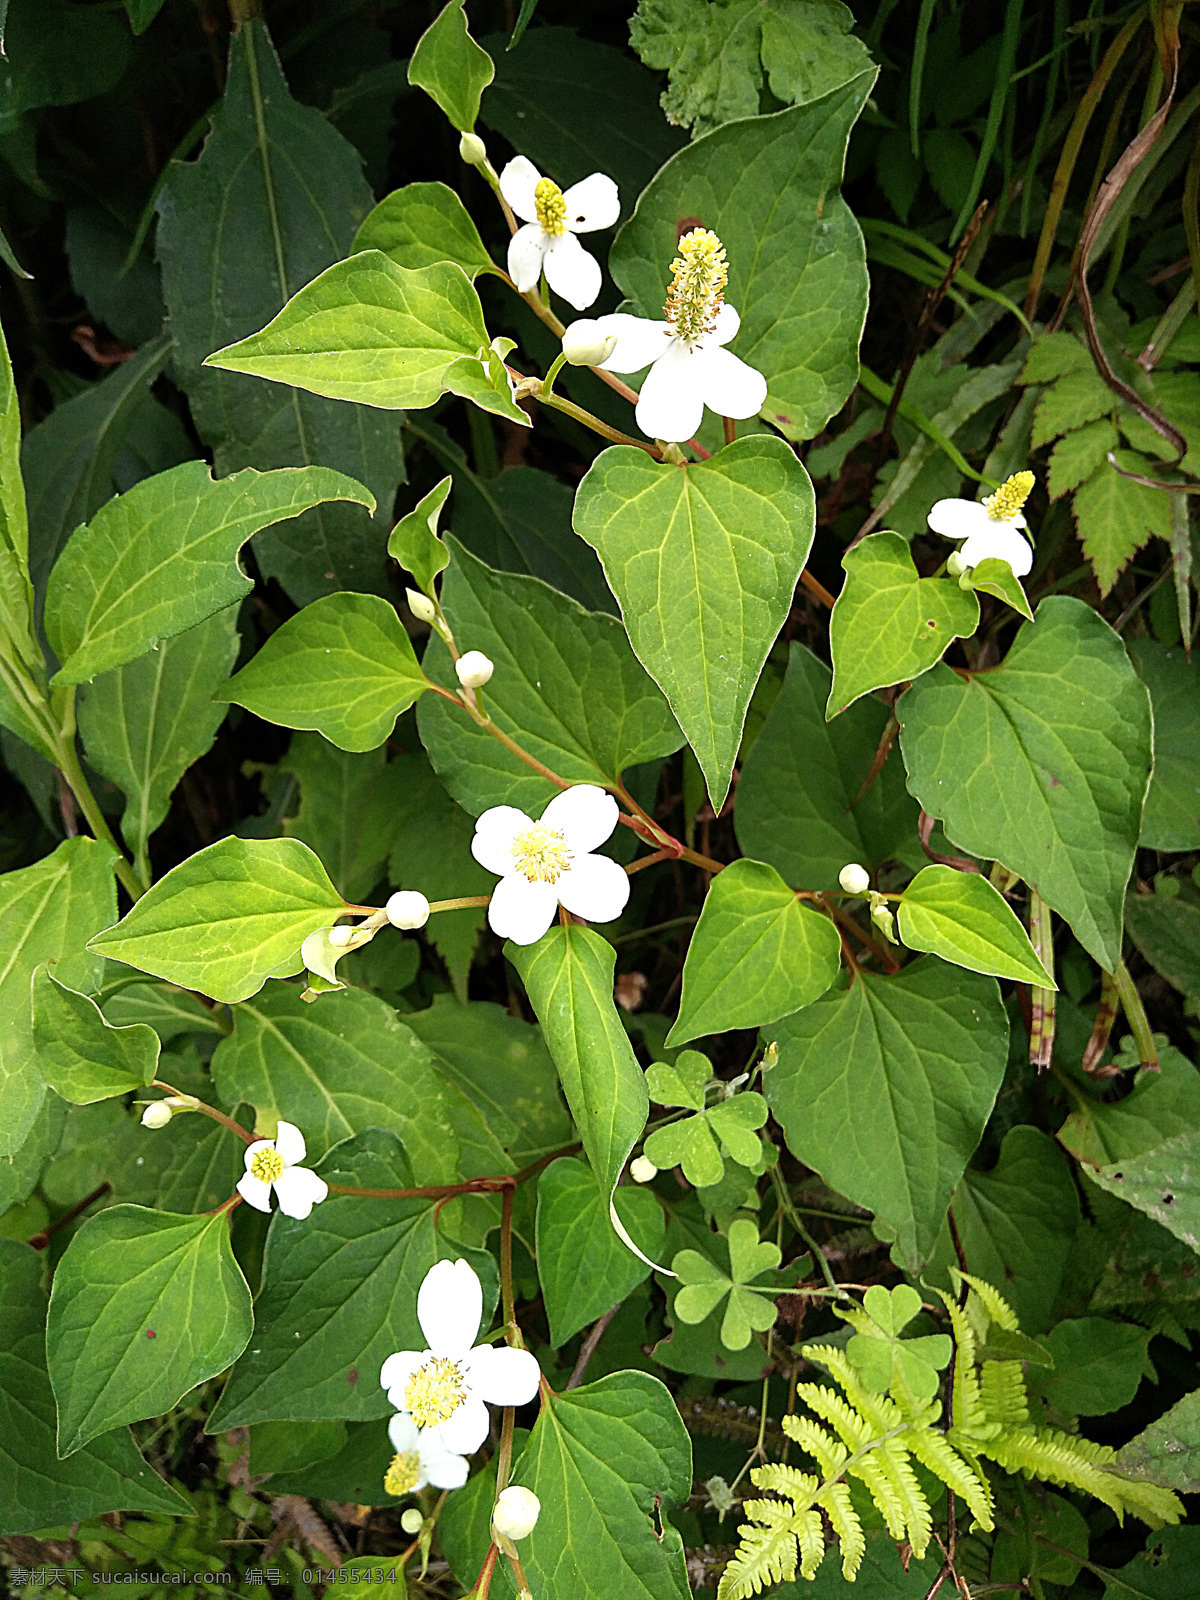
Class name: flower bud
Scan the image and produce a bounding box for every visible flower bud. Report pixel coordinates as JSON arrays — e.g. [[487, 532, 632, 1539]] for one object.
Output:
[[327, 924, 355, 948], [561, 320, 618, 367], [386, 890, 431, 930], [456, 650, 494, 689], [406, 587, 438, 624], [141, 1101, 173, 1129], [838, 862, 870, 895], [630, 1155, 658, 1184], [945, 549, 966, 578], [459, 131, 488, 166], [400, 1508, 424, 1535], [492, 1485, 541, 1541]]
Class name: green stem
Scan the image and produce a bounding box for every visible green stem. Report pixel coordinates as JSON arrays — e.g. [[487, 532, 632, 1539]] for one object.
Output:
[[1113, 960, 1160, 1071], [152, 1081, 254, 1144], [770, 1165, 849, 1299], [532, 381, 662, 458], [541, 350, 567, 399], [428, 894, 492, 912], [55, 697, 147, 901]]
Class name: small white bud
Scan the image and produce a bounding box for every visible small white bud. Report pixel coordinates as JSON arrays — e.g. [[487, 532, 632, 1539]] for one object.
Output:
[[141, 1101, 173, 1129], [459, 131, 488, 165], [945, 549, 966, 577], [492, 1485, 541, 1541], [327, 924, 355, 948], [406, 587, 438, 624], [561, 319, 618, 367], [838, 862, 870, 895], [386, 890, 431, 930], [455, 650, 494, 689], [400, 1507, 424, 1535], [630, 1155, 658, 1184]]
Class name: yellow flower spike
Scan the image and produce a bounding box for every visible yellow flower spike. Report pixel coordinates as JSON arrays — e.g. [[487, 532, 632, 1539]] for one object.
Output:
[[664, 227, 728, 344], [983, 470, 1035, 522], [533, 176, 567, 236]]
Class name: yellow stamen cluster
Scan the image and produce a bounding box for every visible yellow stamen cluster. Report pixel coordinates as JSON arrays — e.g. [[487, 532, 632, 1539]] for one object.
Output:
[[384, 1450, 423, 1498], [405, 1357, 467, 1429], [250, 1147, 284, 1185], [664, 227, 728, 345], [984, 471, 1035, 522], [534, 177, 568, 237], [511, 823, 573, 885]]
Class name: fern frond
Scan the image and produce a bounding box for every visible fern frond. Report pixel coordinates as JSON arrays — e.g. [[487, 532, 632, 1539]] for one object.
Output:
[[749, 1463, 819, 1506], [794, 1382, 872, 1452], [960, 1272, 1019, 1330], [905, 1423, 994, 1531], [817, 1480, 865, 1580], [796, 1508, 827, 1579], [875, 1438, 933, 1558], [717, 1521, 797, 1600], [780, 1414, 848, 1478], [979, 1360, 1028, 1425], [1103, 1473, 1185, 1529], [844, 1449, 910, 1542], [802, 1344, 903, 1432], [981, 1425, 1132, 1513]]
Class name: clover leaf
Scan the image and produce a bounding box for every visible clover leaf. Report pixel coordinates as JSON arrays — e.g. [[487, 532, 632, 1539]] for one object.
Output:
[[644, 1050, 769, 1187], [840, 1283, 952, 1401], [672, 1217, 800, 1349]]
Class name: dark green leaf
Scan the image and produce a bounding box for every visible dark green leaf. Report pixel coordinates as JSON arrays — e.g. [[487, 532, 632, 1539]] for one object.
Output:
[[1126, 640, 1200, 851], [32, 968, 158, 1105], [1125, 891, 1200, 1000], [1118, 1388, 1200, 1492], [1034, 1317, 1147, 1416], [5, 0, 131, 112], [281, 734, 402, 904], [1092, 1131, 1200, 1255], [1058, 1045, 1200, 1166]]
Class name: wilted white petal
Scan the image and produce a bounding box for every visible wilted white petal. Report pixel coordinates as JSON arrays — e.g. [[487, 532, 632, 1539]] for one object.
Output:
[[499, 155, 542, 223], [543, 231, 601, 311], [418, 1258, 483, 1357], [555, 852, 630, 925], [471, 806, 533, 875], [272, 1165, 328, 1220], [273, 1120, 306, 1167], [635, 340, 705, 443], [380, 1348, 426, 1399], [709, 302, 741, 348], [508, 223, 548, 293], [388, 1411, 422, 1453], [561, 172, 620, 232], [927, 498, 993, 540], [695, 345, 767, 421], [488, 874, 560, 946], [596, 313, 673, 374], [539, 784, 619, 854], [236, 1173, 273, 1213], [468, 1343, 542, 1408], [432, 1395, 491, 1456]]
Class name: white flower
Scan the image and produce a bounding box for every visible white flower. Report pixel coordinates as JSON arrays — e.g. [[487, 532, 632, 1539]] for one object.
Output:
[[384, 1412, 469, 1498], [456, 650, 494, 689], [630, 1155, 658, 1184], [492, 1485, 541, 1541], [471, 784, 630, 947], [236, 1121, 328, 1220], [141, 1101, 173, 1129], [928, 471, 1035, 577], [838, 862, 870, 895], [561, 320, 618, 367], [499, 156, 619, 311], [574, 227, 766, 443], [387, 890, 431, 930], [380, 1259, 541, 1455]]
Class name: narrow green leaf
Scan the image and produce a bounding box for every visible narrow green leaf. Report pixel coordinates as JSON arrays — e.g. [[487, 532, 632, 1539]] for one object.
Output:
[[89, 836, 346, 1004], [768, 958, 1008, 1272], [0, 1239, 191, 1535], [897, 864, 1054, 985], [573, 437, 815, 808], [388, 475, 451, 595], [47, 1205, 252, 1455], [1127, 640, 1200, 851], [827, 532, 979, 716], [408, 0, 495, 132], [32, 968, 159, 1105], [220, 592, 427, 752], [668, 859, 841, 1045], [898, 597, 1152, 971], [204, 253, 492, 412], [46, 461, 375, 685], [354, 183, 496, 281]]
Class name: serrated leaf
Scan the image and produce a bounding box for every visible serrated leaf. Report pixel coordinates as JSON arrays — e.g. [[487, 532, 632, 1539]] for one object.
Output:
[[47, 1205, 252, 1454], [536, 1157, 665, 1346], [354, 183, 496, 282], [219, 592, 427, 752], [827, 532, 979, 715], [898, 597, 1151, 971], [408, 0, 494, 132], [1118, 1388, 1200, 1491], [1072, 451, 1172, 596], [767, 958, 1008, 1273], [89, 836, 346, 1004], [610, 78, 875, 442], [897, 864, 1053, 984], [0, 1239, 190, 1535], [1030, 368, 1113, 449], [573, 437, 815, 808], [387, 475, 451, 596], [1019, 332, 1095, 385], [1047, 418, 1119, 499], [32, 969, 159, 1105], [1092, 1131, 1200, 1256], [45, 461, 374, 685], [1126, 640, 1200, 851], [669, 859, 841, 1045]]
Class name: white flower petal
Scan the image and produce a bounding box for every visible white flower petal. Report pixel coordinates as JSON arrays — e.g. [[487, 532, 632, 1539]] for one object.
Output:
[[695, 345, 767, 421], [499, 156, 542, 223], [468, 1343, 542, 1408], [543, 232, 601, 311], [539, 784, 619, 854], [271, 1165, 328, 1220], [388, 1411, 421, 1453], [508, 223, 548, 293], [472, 806, 534, 875], [596, 313, 674, 374], [420, 1442, 470, 1489], [961, 526, 1034, 577], [561, 172, 620, 233], [418, 1258, 483, 1357], [273, 1120, 306, 1167], [927, 498, 993, 540], [487, 874, 560, 946], [236, 1173, 273, 1213], [431, 1395, 491, 1456], [635, 340, 705, 443], [555, 852, 631, 925], [380, 1348, 426, 1399], [709, 302, 741, 347], [243, 1138, 273, 1173]]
